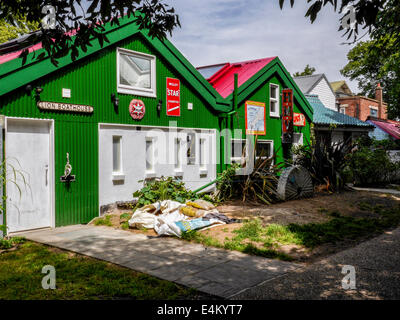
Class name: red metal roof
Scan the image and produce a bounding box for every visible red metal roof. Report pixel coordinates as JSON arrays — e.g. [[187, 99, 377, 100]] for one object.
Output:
[[368, 118, 400, 140], [197, 57, 276, 98]]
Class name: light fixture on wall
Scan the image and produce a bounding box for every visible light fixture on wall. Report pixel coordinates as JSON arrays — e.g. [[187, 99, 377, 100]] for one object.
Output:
[[157, 99, 162, 116], [111, 93, 119, 109], [25, 85, 43, 99]]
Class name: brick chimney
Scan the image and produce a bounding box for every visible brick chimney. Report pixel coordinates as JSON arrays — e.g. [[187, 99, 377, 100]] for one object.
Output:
[[375, 83, 384, 118]]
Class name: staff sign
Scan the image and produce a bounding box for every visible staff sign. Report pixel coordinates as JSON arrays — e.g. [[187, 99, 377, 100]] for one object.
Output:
[[166, 78, 180, 117]]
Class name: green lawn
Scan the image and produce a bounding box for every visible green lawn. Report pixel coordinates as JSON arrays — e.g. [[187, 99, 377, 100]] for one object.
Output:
[[0, 241, 197, 300]]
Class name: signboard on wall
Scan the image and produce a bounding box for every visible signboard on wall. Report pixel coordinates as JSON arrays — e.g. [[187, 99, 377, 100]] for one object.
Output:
[[293, 112, 306, 127], [166, 77, 180, 116], [245, 101, 266, 135], [282, 89, 293, 143], [129, 99, 145, 120], [37, 101, 93, 113]]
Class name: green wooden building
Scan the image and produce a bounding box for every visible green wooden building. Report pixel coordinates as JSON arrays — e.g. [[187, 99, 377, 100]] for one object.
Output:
[[0, 15, 312, 233]]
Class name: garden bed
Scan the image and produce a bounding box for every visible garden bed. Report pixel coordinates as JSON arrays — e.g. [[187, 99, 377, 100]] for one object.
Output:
[[91, 190, 400, 264]]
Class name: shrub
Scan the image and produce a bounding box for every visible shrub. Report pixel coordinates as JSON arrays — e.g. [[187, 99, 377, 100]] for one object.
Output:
[[292, 136, 354, 191], [349, 145, 399, 186], [132, 176, 211, 209]]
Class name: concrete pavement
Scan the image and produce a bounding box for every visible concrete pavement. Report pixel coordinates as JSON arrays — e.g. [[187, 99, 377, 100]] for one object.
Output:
[[18, 225, 300, 298], [232, 227, 400, 299]]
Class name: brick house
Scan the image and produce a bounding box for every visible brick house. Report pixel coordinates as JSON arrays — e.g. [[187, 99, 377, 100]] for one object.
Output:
[[337, 83, 388, 121]]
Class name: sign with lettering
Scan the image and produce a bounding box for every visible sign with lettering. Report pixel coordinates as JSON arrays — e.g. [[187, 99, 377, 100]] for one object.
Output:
[[282, 89, 293, 143], [129, 99, 145, 120], [37, 101, 93, 113], [293, 112, 306, 127], [166, 77, 180, 117]]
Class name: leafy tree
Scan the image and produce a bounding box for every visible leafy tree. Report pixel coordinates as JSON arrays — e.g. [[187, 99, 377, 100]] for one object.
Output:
[[0, 0, 180, 66], [340, 36, 400, 118], [0, 16, 39, 44], [293, 64, 316, 77]]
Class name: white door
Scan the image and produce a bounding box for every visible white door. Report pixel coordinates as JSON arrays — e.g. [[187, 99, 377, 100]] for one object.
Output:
[[6, 118, 53, 233]]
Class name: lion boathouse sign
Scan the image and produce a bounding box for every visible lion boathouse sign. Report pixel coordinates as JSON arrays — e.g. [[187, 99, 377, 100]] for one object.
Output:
[[37, 101, 94, 113]]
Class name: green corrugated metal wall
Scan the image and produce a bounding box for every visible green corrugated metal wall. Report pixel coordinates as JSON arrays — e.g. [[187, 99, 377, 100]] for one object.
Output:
[[0, 33, 220, 226], [231, 74, 311, 164]]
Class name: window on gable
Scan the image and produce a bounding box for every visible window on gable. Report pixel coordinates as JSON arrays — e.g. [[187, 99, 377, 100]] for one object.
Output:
[[117, 48, 156, 97], [269, 84, 280, 118]]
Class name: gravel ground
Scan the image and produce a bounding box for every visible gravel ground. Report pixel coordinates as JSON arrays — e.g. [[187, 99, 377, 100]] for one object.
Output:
[[232, 226, 400, 300]]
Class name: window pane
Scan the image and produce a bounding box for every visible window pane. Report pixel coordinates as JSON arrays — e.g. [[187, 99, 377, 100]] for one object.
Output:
[[231, 140, 246, 158], [146, 139, 153, 171], [270, 101, 277, 113], [120, 53, 151, 89], [256, 142, 271, 158], [113, 136, 121, 173], [175, 138, 180, 169], [370, 108, 377, 117], [200, 139, 206, 168], [270, 85, 278, 99]]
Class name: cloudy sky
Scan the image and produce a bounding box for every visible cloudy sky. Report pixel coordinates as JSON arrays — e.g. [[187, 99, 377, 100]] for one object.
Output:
[[168, 0, 359, 93]]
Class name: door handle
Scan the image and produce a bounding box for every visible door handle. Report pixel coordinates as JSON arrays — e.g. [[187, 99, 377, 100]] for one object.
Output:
[[45, 165, 49, 186]]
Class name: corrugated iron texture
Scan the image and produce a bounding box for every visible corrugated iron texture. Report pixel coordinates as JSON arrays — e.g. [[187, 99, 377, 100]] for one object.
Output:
[[0, 34, 220, 226]]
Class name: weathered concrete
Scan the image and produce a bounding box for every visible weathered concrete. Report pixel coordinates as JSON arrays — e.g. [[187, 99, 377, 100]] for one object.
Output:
[[18, 225, 300, 299], [232, 227, 400, 300]]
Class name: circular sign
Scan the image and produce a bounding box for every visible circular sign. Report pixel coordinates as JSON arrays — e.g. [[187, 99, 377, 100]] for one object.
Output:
[[129, 99, 145, 120]]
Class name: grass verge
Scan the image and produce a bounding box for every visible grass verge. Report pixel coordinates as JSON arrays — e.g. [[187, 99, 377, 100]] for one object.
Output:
[[0, 241, 196, 300]]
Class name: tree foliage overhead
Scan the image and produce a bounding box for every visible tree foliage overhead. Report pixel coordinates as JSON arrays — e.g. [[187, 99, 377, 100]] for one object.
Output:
[[340, 0, 400, 118], [0, 0, 180, 66], [0, 16, 39, 44], [293, 64, 316, 77], [278, 0, 389, 42]]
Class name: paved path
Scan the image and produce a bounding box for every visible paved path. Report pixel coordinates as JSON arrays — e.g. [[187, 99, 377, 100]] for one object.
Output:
[[350, 185, 400, 195], [232, 227, 400, 299], [18, 225, 300, 298]]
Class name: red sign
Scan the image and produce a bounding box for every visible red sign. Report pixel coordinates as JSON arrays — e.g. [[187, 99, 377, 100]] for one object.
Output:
[[129, 99, 145, 120], [166, 77, 180, 117], [293, 112, 306, 127], [282, 89, 293, 143]]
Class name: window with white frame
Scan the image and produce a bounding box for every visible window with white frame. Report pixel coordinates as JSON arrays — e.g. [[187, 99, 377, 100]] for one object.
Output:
[[256, 140, 273, 160], [117, 48, 156, 97], [370, 106, 378, 117], [145, 137, 154, 172], [231, 139, 247, 164], [112, 136, 122, 174], [174, 138, 182, 171], [339, 104, 347, 114], [269, 83, 280, 117], [292, 133, 303, 147], [199, 138, 207, 170]]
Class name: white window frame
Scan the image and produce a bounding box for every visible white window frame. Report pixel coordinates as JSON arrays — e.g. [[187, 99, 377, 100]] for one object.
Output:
[[112, 135, 124, 181], [339, 104, 347, 114], [116, 47, 157, 98], [174, 137, 183, 176], [199, 137, 208, 176], [369, 105, 378, 117], [231, 139, 247, 164], [145, 137, 156, 178], [269, 83, 280, 118], [256, 140, 274, 161]]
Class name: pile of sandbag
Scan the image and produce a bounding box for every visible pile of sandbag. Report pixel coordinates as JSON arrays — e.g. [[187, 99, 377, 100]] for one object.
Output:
[[128, 199, 234, 237]]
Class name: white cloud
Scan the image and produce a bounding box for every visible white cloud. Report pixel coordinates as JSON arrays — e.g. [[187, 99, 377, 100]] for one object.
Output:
[[168, 0, 360, 93]]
